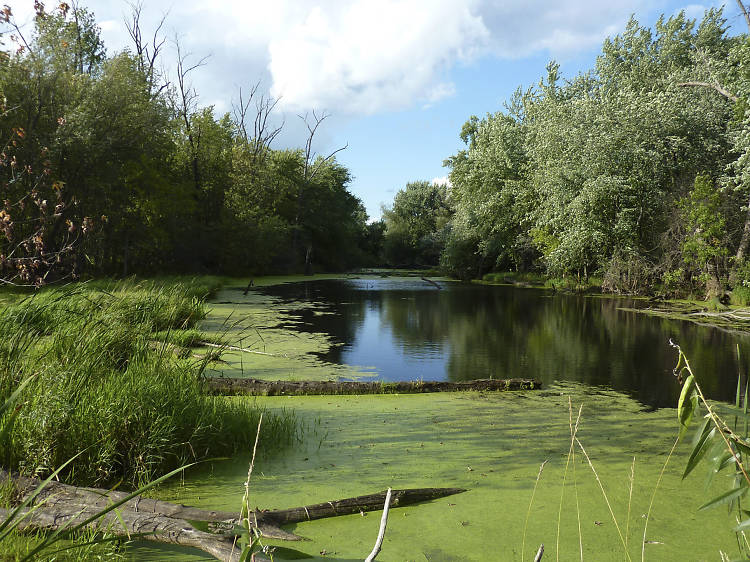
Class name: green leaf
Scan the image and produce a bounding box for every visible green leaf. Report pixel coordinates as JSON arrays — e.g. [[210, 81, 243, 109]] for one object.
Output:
[[734, 438, 750, 456], [683, 416, 714, 479], [0, 375, 35, 418], [699, 485, 749, 511], [678, 374, 698, 440]]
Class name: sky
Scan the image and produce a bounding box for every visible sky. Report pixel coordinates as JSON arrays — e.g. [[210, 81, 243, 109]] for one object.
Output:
[[6, 0, 742, 219]]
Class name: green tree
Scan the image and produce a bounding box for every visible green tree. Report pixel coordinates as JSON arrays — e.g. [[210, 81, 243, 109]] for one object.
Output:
[[382, 180, 451, 267]]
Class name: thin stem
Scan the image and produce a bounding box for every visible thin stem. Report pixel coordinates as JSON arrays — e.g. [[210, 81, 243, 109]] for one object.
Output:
[[522, 460, 548, 562], [557, 399, 582, 561], [575, 436, 632, 561], [640, 436, 678, 562]]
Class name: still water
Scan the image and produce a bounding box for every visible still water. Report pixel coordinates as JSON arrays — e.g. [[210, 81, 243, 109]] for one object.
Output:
[[257, 278, 750, 408]]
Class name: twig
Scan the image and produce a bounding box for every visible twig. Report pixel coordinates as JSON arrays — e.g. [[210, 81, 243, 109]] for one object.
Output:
[[364, 487, 392, 562], [625, 456, 635, 551]]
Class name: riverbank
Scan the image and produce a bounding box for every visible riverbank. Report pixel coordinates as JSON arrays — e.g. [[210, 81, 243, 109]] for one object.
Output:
[[476, 271, 750, 334], [0, 278, 300, 486]]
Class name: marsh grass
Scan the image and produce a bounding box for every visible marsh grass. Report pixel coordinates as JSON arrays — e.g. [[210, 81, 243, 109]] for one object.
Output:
[[521, 396, 683, 562], [0, 278, 298, 488], [521, 345, 750, 561]]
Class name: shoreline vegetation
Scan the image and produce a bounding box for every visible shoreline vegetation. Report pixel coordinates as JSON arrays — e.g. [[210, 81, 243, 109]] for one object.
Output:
[[1, 273, 749, 560], [476, 270, 750, 333], [0, 278, 300, 489]]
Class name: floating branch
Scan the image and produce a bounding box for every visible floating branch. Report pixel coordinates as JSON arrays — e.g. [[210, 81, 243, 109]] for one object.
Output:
[[0, 469, 465, 561], [205, 377, 542, 396]]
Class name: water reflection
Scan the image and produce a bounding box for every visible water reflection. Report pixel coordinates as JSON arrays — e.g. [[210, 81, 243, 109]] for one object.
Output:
[[258, 279, 750, 408]]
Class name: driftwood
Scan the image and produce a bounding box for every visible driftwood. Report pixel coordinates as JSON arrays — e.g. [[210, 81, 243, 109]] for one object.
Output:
[[205, 377, 542, 396], [420, 276, 441, 290], [0, 469, 464, 561]]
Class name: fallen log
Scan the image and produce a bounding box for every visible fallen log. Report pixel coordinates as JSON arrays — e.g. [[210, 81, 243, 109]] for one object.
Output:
[[0, 505, 244, 562], [205, 377, 542, 396], [0, 468, 465, 561], [263, 487, 466, 525]]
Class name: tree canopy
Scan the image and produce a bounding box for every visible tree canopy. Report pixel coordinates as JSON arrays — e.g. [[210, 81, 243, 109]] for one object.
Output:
[[383, 7, 750, 298], [0, 2, 378, 285]]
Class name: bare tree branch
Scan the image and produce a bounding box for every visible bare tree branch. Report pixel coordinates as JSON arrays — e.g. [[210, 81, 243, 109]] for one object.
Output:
[[737, 0, 750, 32], [174, 38, 209, 195], [676, 81, 739, 102], [299, 111, 348, 181], [125, 2, 169, 96], [232, 82, 284, 163]]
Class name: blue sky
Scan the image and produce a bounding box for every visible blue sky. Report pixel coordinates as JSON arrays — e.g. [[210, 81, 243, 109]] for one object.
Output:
[[7, 0, 739, 218]]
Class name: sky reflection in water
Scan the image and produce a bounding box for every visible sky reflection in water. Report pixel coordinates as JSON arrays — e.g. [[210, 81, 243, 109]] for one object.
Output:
[[258, 278, 750, 408]]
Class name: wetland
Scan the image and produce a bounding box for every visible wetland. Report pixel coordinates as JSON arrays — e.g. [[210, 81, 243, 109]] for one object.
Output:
[[143, 276, 750, 561]]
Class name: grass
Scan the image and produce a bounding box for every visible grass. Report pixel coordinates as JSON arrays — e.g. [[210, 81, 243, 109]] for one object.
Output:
[[0, 278, 298, 489]]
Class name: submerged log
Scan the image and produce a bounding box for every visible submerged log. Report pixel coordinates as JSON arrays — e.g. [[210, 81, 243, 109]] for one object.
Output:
[[263, 487, 466, 525], [0, 468, 465, 561], [205, 377, 542, 396]]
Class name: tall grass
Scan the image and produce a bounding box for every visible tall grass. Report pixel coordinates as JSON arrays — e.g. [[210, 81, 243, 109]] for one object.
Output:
[[0, 278, 297, 488]]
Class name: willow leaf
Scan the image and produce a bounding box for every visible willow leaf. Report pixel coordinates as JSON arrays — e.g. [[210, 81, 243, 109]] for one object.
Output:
[[678, 374, 698, 439], [683, 416, 714, 479], [699, 486, 748, 511]]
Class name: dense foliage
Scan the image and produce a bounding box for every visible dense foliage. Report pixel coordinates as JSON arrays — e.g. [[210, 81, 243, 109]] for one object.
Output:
[[0, 278, 299, 487], [384, 8, 750, 297], [0, 3, 377, 286]]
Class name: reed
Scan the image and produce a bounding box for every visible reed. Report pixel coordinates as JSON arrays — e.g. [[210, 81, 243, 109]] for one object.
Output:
[[0, 279, 298, 489]]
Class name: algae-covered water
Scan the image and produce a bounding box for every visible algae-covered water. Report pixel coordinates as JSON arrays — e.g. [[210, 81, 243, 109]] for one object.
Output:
[[135, 387, 733, 561], [132, 277, 750, 561]]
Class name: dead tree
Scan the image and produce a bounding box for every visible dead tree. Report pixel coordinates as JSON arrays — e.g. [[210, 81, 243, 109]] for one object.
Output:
[[295, 111, 348, 274], [124, 1, 169, 98], [232, 81, 284, 165]]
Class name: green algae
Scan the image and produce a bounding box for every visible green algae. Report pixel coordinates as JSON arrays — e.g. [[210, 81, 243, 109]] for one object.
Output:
[[136, 384, 735, 561], [130, 275, 742, 560], [200, 280, 367, 381], [199, 274, 454, 381]]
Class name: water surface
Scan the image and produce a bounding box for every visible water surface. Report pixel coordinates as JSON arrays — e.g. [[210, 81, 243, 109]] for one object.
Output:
[[257, 278, 750, 408]]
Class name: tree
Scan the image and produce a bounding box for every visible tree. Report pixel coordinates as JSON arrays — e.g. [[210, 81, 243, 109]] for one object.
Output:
[[382, 181, 451, 267]]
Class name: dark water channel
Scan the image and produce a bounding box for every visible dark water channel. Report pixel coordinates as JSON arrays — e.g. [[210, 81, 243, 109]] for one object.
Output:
[[257, 278, 750, 408]]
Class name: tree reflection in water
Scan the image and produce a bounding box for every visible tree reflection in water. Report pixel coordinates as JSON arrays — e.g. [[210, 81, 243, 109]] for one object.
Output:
[[258, 279, 748, 408]]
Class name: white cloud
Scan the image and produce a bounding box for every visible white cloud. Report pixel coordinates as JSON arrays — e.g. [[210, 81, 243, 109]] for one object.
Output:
[[475, 1, 650, 58], [4, 0, 668, 117], [265, 0, 488, 115], [431, 176, 452, 187]]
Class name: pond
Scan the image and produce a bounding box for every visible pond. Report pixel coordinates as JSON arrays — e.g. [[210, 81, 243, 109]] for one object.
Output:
[[136, 276, 750, 561], [256, 278, 750, 409]]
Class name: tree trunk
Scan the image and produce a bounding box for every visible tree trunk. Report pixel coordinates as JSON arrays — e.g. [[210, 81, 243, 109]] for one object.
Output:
[[734, 199, 750, 271]]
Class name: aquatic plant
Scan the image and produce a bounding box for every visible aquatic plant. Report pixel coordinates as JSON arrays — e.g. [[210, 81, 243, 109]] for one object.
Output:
[[0, 279, 298, 488]]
